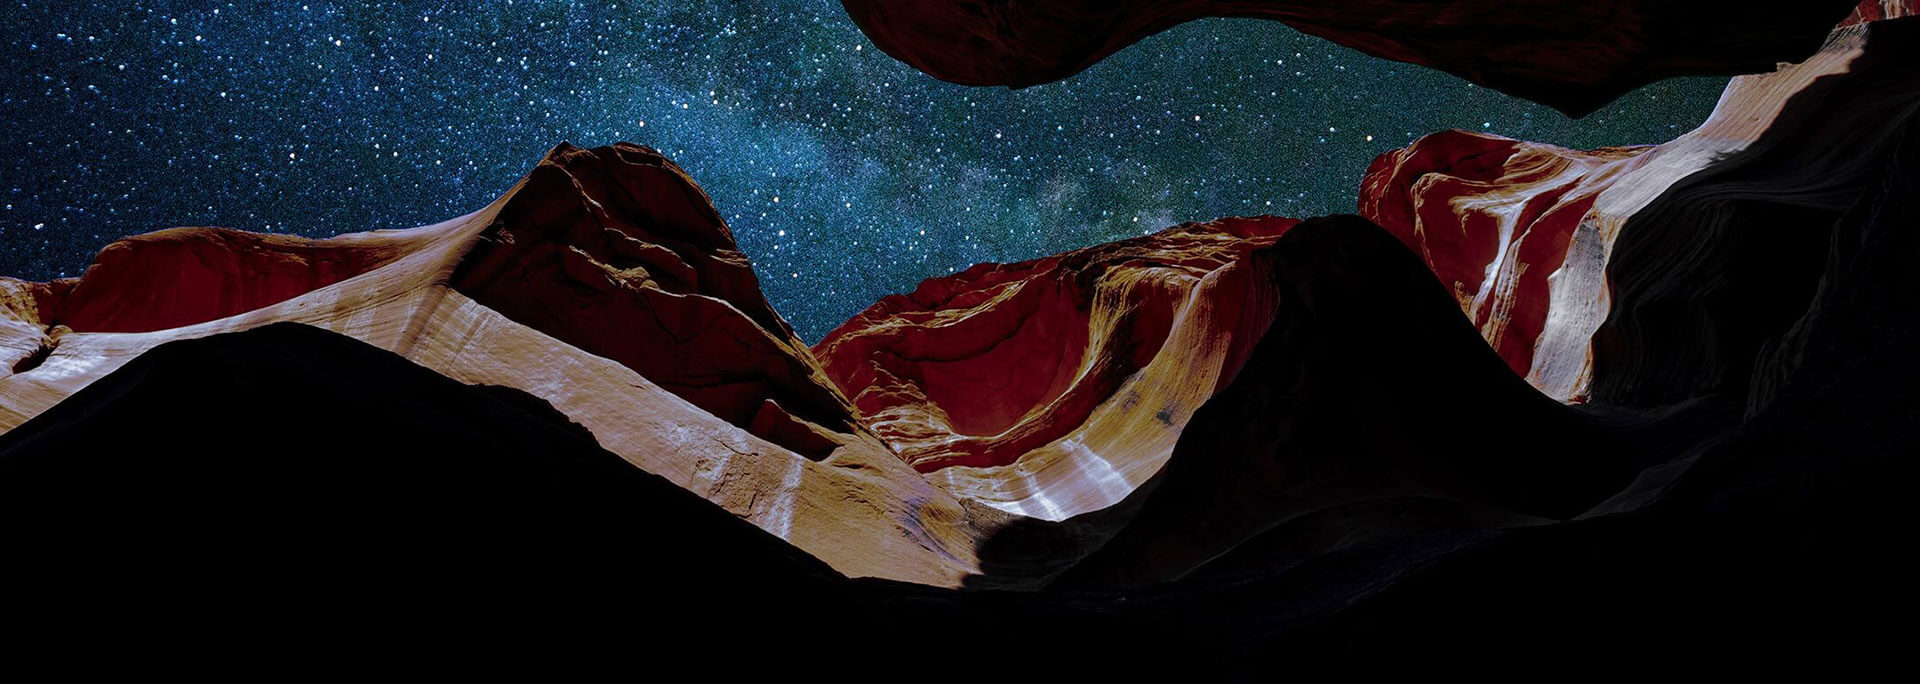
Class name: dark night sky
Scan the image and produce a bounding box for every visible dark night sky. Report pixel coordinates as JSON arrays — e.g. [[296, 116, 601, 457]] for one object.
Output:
[[0, 1, 1728, 341]]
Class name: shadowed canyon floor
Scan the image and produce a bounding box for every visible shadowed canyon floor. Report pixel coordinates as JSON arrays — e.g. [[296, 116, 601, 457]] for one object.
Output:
[[2, 2, 1915, 676]]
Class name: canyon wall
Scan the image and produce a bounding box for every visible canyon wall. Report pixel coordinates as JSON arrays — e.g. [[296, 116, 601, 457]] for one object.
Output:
[[2, 6, 1913, 609]]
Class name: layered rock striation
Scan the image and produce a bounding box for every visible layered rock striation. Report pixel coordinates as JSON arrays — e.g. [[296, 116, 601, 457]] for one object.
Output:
[[0, 142, 988, 585], [1, 13, 1913, 663], [1357, 13, 1913, 401], [816, 217, 1292, 518]]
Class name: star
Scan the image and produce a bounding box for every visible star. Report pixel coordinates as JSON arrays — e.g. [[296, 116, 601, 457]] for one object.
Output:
[[0, 3, 1728, 341]]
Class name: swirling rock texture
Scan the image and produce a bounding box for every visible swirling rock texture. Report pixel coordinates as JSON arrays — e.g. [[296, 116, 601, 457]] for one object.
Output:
[[1358, 10, 1912, 401], [1847, 0, 1918, 24], [1592, 19, 1920, 409], [0, 142, 1000, 585], [815, 217, 1293, 519], [449, 144, 862, 459], [4, 2, 1917, 674], [840, 0, 1863, 116], [1032, 216, 1638, 588]]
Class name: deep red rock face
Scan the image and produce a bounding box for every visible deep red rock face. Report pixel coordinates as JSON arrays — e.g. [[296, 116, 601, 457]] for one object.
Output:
[[0, 142, 986, 583], [448, 143, 863, 458], [815, 216, 1295, 471], [1844, 0, 1918, 25], [840, 0, 1861, 116], [1359, 131, 1649, 381], [1355, 15, 1902, 401], [43, 229, 410, 334], [5, 9, 1911, 595], [1041, 216, 1637, 589], [2, 143, 862, 461]]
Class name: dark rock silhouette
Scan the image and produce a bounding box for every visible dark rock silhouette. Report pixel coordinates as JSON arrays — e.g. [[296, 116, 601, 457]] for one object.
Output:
[[841, 0, 1863, 116], [0, 322, 884, 667], [0, 8, 1915, 675]]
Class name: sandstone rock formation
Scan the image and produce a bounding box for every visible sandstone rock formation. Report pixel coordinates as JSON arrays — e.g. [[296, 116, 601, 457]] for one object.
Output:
[[450, 144, 862, 458], [1358, 12, 1914, 401], [816, 217, 1293, 518], [1591, 16, 1920, 408], [0, 142, 1309, 581], [968, 11, 1920, 625], [5, 11, 1915, 591], [0, 321, 909, 671], [1041, 216, 1636, 588], [2, 5, 1915, 674], [840, 0, 1863, 115], [0, 142, 996, 585], [1847, 0, 1917, 24]]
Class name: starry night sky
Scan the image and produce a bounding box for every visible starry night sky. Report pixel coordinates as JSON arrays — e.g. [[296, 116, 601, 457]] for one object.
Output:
[[1, 1, 1728, 341]]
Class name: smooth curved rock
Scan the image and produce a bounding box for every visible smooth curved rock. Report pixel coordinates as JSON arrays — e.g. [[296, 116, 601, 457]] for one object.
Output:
[[1265, 73, 1920, 664], [450, 144, 863, 456], [0, 321, 904, 669], [841, 0, 1861, 116], [0, 140, 1293, 582], [0, 143, 989, 585], [1358, 14, 1907, 401], [1046, 216, 1634, 587], [3, 7, 1911, 607], [1358, 131, 1646, 388], [1592, 15, 1920, 407], [15, 144, 861, 459], [53, 228, 414, 334], [0, 6, 1912, 673], [816, 217, 1293, 519], [1845, 0, 1918, 24]]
